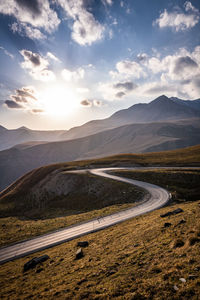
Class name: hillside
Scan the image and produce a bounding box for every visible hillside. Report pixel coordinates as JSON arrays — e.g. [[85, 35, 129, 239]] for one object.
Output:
[[60, 95, 200, 140], [0, 119, 199, 191], [1, 95, 200, 151], [1, 201, 200, 299], [1, 144, 200, 204], [0, 126, 66, 151]]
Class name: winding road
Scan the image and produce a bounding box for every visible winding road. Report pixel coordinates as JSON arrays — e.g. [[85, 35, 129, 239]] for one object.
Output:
[[0, 167, 170, 264]]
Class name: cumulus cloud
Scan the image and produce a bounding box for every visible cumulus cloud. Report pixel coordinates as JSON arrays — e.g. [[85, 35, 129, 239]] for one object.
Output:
[[173, 56, 198, 74], [5, 86, 44, 113], [62, 67, 85, 81], [154, 1, 200, 32], [4, 100, 23, 109], [0, 0, 60, 35], [20, 50, 56, 81], [104, 45, 200, 100], [57, 0, 104, 45], [10, 22, 45, 40], [116, 60, 146, 79], [11, 86, 37, 103], [80, 99, 92, 107], [113, 81, 137, 91], [115, 91, 126, 98], [99, 79, 137, 100], [80, 99, 102, 107], [0, 46, 14, 59]]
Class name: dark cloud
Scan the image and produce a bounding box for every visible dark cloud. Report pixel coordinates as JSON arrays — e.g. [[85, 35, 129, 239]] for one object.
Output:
[[113, 81, 137, 91], [80, 99, 92, 106], [15, 0, 41, 16], [11, 87, 37, 103], [5, 100, 23, 109], [174, 56, 198, 74], [115, 91, 126, 98], [22, 50, 41, 66]]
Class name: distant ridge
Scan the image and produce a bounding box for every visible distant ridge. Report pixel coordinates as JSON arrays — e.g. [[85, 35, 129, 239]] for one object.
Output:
[[0, 117, 199, 191], [1, 95, 200, 151]]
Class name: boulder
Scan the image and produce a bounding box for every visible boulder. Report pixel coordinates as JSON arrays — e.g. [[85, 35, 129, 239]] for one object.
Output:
[[77, 241, 89, 248], [23, 255, 49, 272], [75, 248, 84, 260], [160, 208, 183, 218], [164, 222, 172, 228]]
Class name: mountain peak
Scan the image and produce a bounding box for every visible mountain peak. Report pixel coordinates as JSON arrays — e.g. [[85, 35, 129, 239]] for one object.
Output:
[[18, 126, 30, 131], [150, 95, 169, 104]]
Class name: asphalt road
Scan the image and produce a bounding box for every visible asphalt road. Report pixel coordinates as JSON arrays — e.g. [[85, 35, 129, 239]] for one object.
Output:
[[0, 167, 170, 264]]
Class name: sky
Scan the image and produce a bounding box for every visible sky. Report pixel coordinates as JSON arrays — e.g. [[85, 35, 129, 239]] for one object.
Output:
[[0, 0, 200, 130]]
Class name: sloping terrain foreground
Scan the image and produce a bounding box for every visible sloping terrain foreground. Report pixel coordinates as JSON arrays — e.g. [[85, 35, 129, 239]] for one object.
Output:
[[0, 201, 200, 299]]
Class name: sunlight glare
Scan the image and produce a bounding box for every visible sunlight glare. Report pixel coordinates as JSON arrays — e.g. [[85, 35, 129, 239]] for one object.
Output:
[[39, 85, 79, 117]]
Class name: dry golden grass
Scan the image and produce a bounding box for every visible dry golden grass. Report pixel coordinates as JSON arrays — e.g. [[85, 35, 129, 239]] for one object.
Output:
[[1, 201, 200, 299]]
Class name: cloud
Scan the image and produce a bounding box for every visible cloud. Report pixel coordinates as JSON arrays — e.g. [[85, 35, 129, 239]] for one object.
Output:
[[11, 87, 37, 103], [31, 108, 44, 114], [154, 1, 200, 32], [80, 99, 92, 107], [173, 56, 198, 74], [47, 52, 60, 62], [102, 0, 113, 6], [113, 81, 137, 91], [57, 0, 104, 45], [0, 46, 14, 59], [80, 99, 102, 107], [115, 60, 146, 78], [62, 67, 85, 81], [0, 0, 60, 34], [10, 22, 45, 40], [5, 86, 44, 113], [115, 91, 126, 98], [4, 100, 24, 109], [20, 50, 55, 81], [99, 80, 137, 100]]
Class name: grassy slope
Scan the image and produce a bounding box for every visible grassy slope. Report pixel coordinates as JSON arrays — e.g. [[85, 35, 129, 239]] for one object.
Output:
[[1, 201, 200, 299], [0, 174, 144, 246], [1, 144, 200, 200], [0, 145, 200, 246], [113, 169, 200, 203]]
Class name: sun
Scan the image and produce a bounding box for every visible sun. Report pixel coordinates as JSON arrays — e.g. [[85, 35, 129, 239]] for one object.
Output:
[[39, 84, 79, 116]]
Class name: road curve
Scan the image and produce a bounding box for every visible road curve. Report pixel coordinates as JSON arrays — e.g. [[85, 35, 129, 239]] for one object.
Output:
[[0, 167, 170, 264]]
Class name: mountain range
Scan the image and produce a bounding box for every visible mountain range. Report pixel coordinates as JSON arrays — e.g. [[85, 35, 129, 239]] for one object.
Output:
[[0, 95, 200, 191], [1, 95, 200, 151]]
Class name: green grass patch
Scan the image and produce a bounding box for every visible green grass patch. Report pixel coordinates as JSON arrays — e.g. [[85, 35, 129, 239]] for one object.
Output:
[[112, 168, 200, 203]]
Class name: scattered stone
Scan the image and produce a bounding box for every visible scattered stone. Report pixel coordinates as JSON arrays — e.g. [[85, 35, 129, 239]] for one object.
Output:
[[133, 243, 139, 247], [164, 222, 172, 228], [75, 248, 84, 260], [173, 239, 184, 248], [160, 208, 183, 218], [177, 219, 186, 225], [36, 268, 43, 273], [23, 255, 49, 272], [77, 241, 89, 248], [188, 274, 198, 280], [77, 278, 87, 285], [173, 285, 179, 291], [179, 278, 186, 283], [189, 236, 200, 246]]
